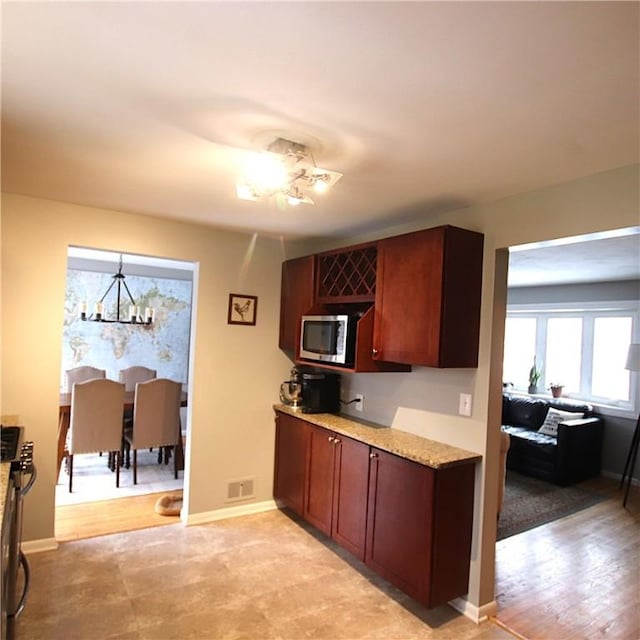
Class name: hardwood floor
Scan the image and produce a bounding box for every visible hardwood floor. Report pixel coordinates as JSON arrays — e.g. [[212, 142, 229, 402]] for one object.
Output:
[[494, 477, 640, 640], [55, 491, 180, 541], [55, 477, 640, 639]]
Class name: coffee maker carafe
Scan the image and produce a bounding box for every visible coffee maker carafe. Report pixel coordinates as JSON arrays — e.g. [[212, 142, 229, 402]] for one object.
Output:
[[280, 367, 303, 409]]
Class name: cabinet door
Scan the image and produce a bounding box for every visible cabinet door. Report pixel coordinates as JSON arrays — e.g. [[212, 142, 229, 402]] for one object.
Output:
[[373, 226, 483, 367], [279, 255, 315, 353], [304, 425, 336, 536], [366, 448, 434, 606], [273, 412, 309, 516], [331, 434, 370, 560], [374, 228, 445, 366]]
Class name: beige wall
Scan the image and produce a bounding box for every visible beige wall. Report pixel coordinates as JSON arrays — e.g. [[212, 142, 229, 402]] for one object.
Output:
[[1, 193, 292, 540], [1, 163, 638, 617]]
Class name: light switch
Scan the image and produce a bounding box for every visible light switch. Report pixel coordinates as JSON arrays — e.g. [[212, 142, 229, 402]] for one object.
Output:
[[459, 393, 472, 416]]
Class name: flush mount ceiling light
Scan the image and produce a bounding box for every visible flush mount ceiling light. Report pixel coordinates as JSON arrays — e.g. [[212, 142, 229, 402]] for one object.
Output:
[[236, 137, 342, 206]]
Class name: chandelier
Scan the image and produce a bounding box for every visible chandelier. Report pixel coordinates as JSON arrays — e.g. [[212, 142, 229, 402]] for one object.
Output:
[[78, 255, 155, 325], [236, 137, 342, 206]]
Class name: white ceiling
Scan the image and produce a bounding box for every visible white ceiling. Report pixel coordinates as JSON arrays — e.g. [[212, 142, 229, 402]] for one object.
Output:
[[508, 229, 640, 288], [2, 2, 639, 287]]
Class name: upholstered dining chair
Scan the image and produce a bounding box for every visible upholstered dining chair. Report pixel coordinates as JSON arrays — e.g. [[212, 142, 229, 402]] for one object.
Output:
[[65, 365, 106, 391], [123, 378, 182, 484], [67, 378, 125, 492], [118, 366, 157, 391], [64, 366, 108, 463], [118, 366, 158, 457]]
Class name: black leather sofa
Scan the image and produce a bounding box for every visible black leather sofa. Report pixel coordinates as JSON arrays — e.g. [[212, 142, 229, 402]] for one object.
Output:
[[501, 393, 603, 485]]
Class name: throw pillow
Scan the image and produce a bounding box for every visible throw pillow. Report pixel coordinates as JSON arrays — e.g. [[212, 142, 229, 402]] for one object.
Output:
[[538, 407, 584, 437]]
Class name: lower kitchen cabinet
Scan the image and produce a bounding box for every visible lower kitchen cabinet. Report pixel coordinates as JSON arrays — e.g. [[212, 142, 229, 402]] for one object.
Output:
[[305, 424, 370, 559], [366, 448, 475, 608], [273, 411, 309, 517], [273, 410, 476, 608]]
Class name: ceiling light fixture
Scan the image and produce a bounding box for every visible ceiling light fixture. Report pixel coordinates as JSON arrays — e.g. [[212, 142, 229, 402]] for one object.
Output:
[[236, 137, 342, 206], [77, 254, 155, 325]]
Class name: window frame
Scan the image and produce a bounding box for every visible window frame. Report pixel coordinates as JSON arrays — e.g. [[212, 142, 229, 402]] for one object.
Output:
[[505, 300, 640, 418]]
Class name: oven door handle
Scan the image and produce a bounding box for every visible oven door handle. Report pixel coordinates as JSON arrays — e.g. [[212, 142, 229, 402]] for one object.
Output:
[[7, 551, 31, 621], [20, 464, 37, 497]]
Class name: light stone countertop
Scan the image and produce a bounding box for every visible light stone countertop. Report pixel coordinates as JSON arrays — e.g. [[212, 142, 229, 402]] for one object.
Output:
[[1, 463, 10, 530], [274, 404, 481, 469]]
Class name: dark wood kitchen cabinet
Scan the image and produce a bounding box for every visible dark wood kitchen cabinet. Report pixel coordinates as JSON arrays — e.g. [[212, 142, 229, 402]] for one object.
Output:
[[304, 424, 370, 559], [278, 225, 483, 369], [366, 447, 475, 608], [315, 242, 378, 304], [273, 411, 309, 516], [273, 409, 478, 608], [373, 225, 483, 367], [279, 255, 315, 353]]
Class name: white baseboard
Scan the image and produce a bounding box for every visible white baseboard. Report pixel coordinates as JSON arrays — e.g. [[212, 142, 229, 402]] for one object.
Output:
[[183, 499, 278, 526], [22, 537, 58, 554], [601, 470, 640, 486], [449, 597, 497, 623]]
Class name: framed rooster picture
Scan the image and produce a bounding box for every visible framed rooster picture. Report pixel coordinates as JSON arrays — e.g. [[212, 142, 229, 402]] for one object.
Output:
[[227, 293, 258, 326]]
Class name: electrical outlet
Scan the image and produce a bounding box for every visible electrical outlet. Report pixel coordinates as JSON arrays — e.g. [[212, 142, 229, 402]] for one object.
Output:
[[459, 393, 472, 416], [355, 393, 364, 412]]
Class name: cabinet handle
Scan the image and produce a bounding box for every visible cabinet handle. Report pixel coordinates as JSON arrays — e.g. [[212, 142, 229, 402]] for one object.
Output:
[[328, 436, 334, 443], [334, 438, 341, 444], [372, 348, 379, 356], [369, 452, 378, 459]]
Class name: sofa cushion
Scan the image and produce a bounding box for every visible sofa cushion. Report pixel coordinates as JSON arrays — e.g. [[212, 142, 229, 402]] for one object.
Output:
[[503, 424, 557, 446], [502, 395, 549, 429], [538, 407, 585, 436], [546, 397, 593, 415]]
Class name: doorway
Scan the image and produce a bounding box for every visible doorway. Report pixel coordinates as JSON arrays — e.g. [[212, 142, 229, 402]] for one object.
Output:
[[56, 247, 196, 538], [491, 227, 640, 638]]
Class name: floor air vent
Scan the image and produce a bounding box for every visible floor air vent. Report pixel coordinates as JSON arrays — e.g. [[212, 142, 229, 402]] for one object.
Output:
[[226, 477, 255, 502]]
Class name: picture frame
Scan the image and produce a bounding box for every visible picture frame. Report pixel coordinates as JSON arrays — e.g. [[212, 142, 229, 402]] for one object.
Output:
[[227, 293, 258, 326]]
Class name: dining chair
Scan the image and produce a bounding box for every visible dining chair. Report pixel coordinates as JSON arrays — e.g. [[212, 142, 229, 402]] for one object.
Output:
[[65, 365, 106, 391], [123, 378, 182, 484], [67, 378, 125, 492], [119, 366, 158, 458], [118, 366, 157, 391], [64, 366, 108, 463]]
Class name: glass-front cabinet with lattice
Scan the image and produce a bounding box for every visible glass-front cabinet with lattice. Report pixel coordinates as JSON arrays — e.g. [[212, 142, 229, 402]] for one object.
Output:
[[315, 242, 378, 304]]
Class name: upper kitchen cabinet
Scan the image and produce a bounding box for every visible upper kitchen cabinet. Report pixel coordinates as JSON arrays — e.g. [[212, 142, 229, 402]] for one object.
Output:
[[373, 226, 483, 367], [279, 255, 315, 353], [278, 224, 484, 369], [315, 242, 378, 304]]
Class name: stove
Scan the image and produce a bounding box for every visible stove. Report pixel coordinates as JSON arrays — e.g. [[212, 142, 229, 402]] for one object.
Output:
[[1, 425, 35, 640], [1, 427, 24, 464]]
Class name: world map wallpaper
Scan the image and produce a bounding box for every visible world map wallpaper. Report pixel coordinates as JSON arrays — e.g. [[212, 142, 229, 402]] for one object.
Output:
[[61, 269, 193, 389]]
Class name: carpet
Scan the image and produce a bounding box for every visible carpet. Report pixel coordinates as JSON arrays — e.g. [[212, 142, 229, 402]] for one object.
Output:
[[497, 470, 608, 540], [56, 448, 183, 506]]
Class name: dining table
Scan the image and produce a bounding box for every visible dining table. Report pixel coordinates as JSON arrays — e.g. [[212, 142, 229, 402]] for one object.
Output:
[[57, 390, 188, 478]]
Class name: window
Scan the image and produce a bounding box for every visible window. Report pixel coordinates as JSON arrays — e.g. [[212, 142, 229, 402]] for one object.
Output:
[[503, 301, 639, 415]]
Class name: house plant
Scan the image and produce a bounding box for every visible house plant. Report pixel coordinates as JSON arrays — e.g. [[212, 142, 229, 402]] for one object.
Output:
[[528, 357, 542, 394], [549, 383, 564, 398]]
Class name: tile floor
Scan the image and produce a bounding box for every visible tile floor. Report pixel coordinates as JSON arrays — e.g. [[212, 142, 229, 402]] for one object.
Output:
[[18, 510, 513, 640]]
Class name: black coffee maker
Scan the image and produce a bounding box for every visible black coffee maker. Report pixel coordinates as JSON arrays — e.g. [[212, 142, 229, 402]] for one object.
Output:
[[301, 372, 341, 414]]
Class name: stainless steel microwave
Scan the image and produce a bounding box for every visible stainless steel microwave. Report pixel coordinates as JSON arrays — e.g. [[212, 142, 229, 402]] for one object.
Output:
[[299, 314, 357, 366]]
